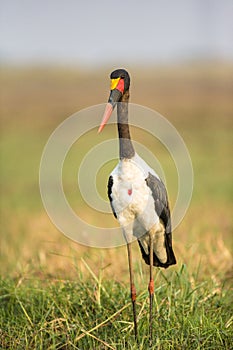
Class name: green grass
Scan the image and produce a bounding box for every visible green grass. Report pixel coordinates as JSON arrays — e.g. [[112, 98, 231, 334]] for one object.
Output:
[[1, 264, 232, 350]]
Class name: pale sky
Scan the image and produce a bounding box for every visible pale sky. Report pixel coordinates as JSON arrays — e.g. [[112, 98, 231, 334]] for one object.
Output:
[[1, 0, 233, 66]]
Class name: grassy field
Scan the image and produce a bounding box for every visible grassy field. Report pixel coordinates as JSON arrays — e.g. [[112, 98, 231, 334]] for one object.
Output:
[[0, 63, 233, 349]]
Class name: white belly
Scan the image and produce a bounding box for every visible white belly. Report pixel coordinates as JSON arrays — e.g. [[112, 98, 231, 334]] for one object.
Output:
[[110, 157, 159, 236]]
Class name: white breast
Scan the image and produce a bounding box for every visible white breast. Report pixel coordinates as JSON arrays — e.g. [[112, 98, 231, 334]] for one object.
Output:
[[110, 154, 160, 236]]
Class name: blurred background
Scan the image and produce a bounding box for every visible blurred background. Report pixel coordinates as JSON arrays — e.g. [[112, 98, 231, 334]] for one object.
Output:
[[0, 0, 232, 282]]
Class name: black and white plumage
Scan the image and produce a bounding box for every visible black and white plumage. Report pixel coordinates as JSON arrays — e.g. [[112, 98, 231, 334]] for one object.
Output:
[[107, 155, 176, 269], [99, 69, 176, 344]]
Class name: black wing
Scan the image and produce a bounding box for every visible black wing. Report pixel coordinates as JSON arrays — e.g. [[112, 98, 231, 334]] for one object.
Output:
[[107, 175, 117, 218], [139, 172, 176, 268], [146, 172, 171, 233]]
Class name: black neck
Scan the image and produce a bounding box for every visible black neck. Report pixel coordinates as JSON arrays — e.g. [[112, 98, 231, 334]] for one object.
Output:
[[117, 91, 135, 159]]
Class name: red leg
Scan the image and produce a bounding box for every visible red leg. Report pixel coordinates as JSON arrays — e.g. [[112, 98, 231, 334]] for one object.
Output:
[[148, 232, 154, 346], [125, 237, 138, 343]]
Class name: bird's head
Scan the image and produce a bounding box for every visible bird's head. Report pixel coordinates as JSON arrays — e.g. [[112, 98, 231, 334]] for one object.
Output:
[[98, 69, 130, 132]]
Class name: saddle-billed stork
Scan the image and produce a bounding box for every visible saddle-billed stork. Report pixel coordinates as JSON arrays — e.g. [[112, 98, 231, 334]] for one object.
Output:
[[98, 69, 176, 344]]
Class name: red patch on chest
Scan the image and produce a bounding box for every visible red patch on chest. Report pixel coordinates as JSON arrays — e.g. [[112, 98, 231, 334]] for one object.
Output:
[[128, 189, 132, 195]]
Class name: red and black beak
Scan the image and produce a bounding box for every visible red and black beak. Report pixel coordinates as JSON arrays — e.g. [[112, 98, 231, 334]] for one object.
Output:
[[98, 78, 124, 133]]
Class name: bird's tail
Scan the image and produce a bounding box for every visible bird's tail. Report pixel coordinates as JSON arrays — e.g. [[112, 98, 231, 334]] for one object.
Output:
[[138, 232, 176, 268]]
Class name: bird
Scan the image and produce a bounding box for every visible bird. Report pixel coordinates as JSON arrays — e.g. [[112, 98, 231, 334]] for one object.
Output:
[[98, 69, 176, 345]]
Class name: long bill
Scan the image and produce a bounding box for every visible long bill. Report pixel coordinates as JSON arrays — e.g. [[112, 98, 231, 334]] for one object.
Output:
[[98, 103, 113, 133], [98, 88, 123, 133]]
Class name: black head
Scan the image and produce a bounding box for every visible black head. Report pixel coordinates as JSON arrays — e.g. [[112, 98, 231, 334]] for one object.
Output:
[[98, 69, 130, 132], [110, 69, 130, 93]]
